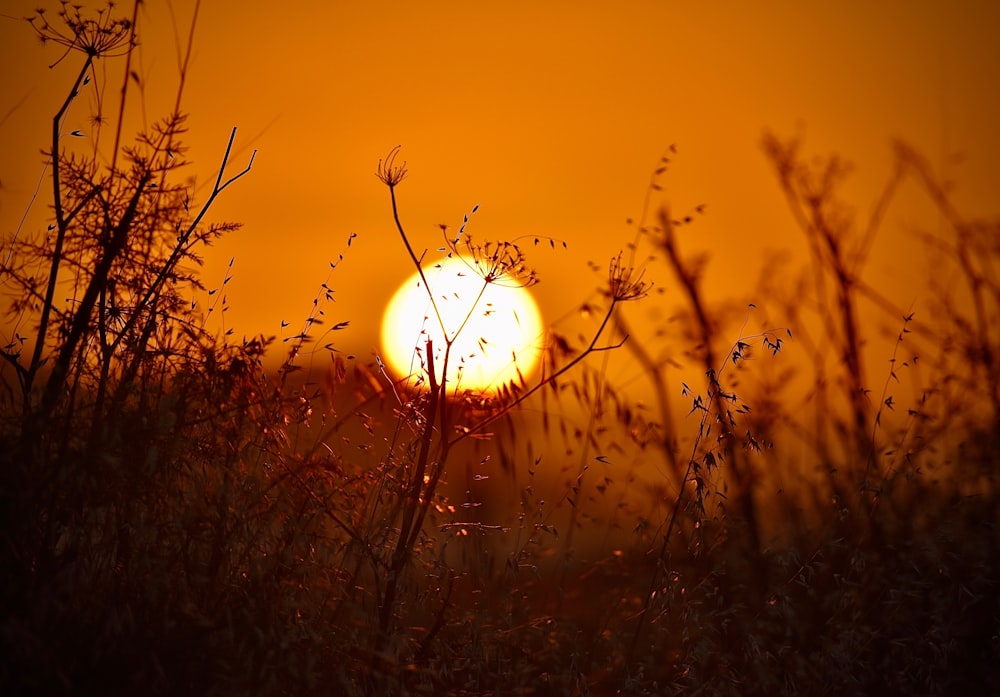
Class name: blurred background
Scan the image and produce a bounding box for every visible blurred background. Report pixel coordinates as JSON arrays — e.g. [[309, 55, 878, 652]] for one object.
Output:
[[4, 6, 1000, 691]]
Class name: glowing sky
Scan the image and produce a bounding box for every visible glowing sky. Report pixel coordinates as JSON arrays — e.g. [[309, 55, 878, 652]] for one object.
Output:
[[2, 0, 998, 381]]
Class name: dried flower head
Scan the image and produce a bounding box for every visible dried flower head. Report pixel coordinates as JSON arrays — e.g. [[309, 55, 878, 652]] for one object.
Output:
[[28, 1, 134, 60], [375, 145, 408, 187], [450, 234, 538, 288], [607, 251, 651, 301]]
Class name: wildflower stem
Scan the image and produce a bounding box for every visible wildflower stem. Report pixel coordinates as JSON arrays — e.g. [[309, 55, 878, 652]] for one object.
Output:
[[387, 184, 449, 342], [28, 55, 94, 390], [109, 1, 141, 173], [446, 298, 623, 448]]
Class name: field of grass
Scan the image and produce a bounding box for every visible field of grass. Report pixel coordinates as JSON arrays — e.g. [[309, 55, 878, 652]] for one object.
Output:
[[2, 5, 997, 695]]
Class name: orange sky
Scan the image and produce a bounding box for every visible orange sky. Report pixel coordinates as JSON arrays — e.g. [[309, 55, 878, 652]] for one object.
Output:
[[2, 0, 999, 391]]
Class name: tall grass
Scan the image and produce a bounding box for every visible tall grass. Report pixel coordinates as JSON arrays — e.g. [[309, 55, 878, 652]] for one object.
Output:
[[2, 4, 998, 695]]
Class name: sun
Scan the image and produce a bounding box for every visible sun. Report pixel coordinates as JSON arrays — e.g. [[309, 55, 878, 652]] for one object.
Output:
[[380, 256, 544, 393]]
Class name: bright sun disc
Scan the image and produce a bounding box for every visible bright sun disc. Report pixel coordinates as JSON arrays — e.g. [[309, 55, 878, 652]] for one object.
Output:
[[380, 256, 544, 393]]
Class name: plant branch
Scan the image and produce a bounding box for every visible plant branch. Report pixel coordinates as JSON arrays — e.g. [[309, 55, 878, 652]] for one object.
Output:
[[28, 54, 94, 388]]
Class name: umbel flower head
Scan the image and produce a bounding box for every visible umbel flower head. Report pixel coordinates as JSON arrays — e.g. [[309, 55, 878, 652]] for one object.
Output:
[[29, 1, 134, 60], [607, 251, 651, 301], [448, 234, 538, 289], [439, 202, 539, 288], [376, 145, 408, 188]]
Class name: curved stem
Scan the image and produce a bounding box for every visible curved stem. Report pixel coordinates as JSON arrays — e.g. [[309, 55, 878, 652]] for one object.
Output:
[[388, 184, 448, 339], [28, 55, 93, 390]]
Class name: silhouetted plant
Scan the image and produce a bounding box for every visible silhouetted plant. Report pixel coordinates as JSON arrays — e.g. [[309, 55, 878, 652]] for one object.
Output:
[[367, 144, 650, 665], [2, 5, 998, 695]]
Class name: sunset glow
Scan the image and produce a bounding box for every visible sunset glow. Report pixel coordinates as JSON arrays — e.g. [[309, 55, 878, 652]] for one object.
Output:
[[380, 256, 544, 393], [2, 1, 999, 692]]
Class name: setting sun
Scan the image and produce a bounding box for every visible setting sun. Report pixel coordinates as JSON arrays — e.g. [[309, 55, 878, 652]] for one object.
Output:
[[380, 255, 544, 393]]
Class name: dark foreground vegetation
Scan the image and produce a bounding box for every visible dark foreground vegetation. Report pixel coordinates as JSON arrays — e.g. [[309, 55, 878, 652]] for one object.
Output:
[[2, 4, 997, 695]]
